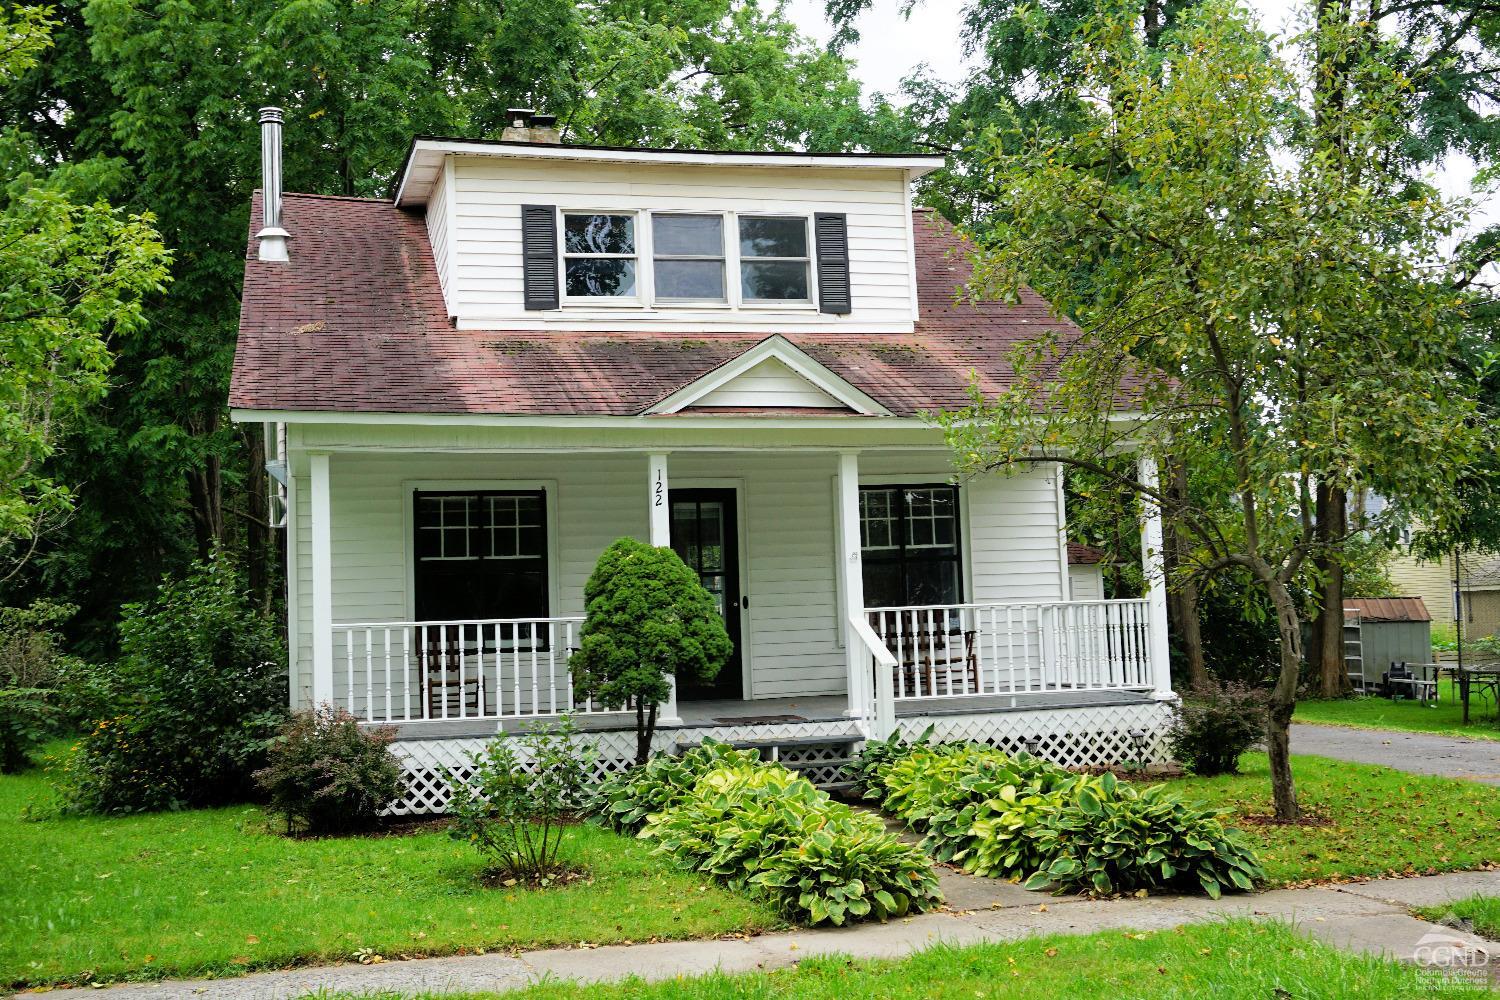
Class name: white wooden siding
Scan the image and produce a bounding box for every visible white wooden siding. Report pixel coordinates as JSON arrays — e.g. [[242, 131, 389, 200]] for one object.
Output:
[[438, 156, 917, 333], [693, 358, 845, 409], [287, 452, 1067, 709], [425, 162, 455, 316], [1068, 565, 1105, 601]]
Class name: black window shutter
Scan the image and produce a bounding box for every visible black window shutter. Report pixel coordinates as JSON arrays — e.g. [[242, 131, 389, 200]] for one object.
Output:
[[814, 212, 852, 315], [522, 204, 559, 310]]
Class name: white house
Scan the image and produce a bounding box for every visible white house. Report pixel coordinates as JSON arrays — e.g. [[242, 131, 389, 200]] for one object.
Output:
[[230, 109, 1175, 814]]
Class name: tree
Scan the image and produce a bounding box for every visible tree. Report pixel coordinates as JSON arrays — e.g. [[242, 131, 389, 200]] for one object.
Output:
[[941, 0, 1480, 820], [571, 538, 731, 765]]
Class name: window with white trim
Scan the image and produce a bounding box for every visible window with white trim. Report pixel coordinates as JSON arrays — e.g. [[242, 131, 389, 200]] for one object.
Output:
[[563, 213, 637, 298], [738, 216, 811, 302], [414, 490, 548, 621], [652, 214, 726, 301], [859, 485, 962, 607]]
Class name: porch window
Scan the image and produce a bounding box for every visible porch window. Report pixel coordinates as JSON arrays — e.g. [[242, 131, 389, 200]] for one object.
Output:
[[563, 213, 637, 298], [859, 485, 962, 608], [413, 490, 548, 622], [738, 216, 811, 302]]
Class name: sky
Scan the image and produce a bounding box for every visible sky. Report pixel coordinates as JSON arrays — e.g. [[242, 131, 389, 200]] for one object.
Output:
[[783, 0, 1492, 232]]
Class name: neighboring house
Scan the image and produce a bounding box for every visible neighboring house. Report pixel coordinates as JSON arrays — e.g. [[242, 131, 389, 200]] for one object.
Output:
[[1066, 542, 1110, 601], [1386, 549, 1500, 640], [229, 108, 1174, 814]]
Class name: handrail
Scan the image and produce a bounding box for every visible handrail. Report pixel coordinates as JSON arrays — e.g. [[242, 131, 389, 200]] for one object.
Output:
[[851, 614, 897, 739], [336, 615, 585, 629], [851, 615, 898, 668]]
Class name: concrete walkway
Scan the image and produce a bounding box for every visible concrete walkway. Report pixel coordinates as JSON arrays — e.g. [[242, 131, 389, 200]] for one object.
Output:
[[24, 869, 1499, 999], [1291, 722, 1500, 785]]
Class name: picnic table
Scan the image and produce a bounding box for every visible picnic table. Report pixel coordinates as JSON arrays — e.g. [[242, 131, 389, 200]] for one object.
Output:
[[1439, 661, 1500, 726]]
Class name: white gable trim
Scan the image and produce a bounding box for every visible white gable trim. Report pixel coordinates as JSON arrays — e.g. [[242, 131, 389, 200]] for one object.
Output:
[[646, 335, 891, 416]]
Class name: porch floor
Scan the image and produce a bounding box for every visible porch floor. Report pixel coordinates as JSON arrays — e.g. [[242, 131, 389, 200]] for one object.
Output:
[[384, 689, 1158, 740]]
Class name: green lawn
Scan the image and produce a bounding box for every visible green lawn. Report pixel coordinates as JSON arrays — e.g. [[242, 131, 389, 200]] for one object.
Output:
[[1418, 895, 1500, 940], [1295, 680, 1500, 741], [0, 753, 780, 990], [297, 920, 1488, 1000], [1158, 754, 1500, 887]]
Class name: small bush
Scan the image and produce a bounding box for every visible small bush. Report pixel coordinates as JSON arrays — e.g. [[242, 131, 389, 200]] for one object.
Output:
[[58, 556, 286, 814], [254, 707, 406, 834], [1025, 773, 1265, 898], [447, 717, 596, 886], [0, 600, 79, 772], [595, 740, 762, 834], [843, 725, 934, 800], [642, 760, 942, 925], [1168, 681, 1266, 776]]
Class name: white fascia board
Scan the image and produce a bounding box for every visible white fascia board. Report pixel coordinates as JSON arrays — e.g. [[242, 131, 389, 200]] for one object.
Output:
[[645, 334, 892, 416], [230, 407, 923, 431], [394, 140, 945, 207]]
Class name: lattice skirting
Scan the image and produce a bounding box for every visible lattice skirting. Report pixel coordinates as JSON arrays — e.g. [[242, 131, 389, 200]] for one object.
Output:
[[895, 701, 1175, 771], [384, 703, 1172, 816]]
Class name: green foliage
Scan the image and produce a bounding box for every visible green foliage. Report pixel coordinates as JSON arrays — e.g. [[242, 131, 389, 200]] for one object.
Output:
[[1168, 682, 1267, 776], [253, 706, 405, 834], [874, 744, 1085, 880], [641, 760, 942, 926], [842, 724, 934, 800], [0, 599, 81, 772], [1024, 773, 1265, 898], [446, 717, 596, 885], [57, 556, 285, 813], [571, 538, 731, 763], [595, 740, 762, 834]]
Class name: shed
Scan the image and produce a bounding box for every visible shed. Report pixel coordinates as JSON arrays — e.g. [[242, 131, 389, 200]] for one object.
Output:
[[1343, 597, 1433, 688], [1067, 542, 1108, 601]]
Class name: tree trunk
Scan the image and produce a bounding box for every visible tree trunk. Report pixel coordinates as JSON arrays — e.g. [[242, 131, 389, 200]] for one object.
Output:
[[186, 409, 225, 561], [635, 701, 658, 766], [1164, 456, 1209, 687], [244, 424, 271, 613], [1315, 483, 1349, 698], [1263, 576, 1303, 822]]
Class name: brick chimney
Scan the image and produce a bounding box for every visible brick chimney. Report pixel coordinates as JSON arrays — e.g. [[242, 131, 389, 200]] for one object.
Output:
[[501, 108, 561, 145]]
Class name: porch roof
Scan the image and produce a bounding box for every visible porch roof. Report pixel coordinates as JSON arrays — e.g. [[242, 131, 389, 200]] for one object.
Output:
[[231, 195, 1143, 418]]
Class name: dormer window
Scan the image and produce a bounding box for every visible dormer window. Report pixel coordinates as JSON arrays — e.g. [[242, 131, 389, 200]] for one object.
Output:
[[653, 214, 726, 302], [739, 216, 812, 303], [563, 212, 637, 298]]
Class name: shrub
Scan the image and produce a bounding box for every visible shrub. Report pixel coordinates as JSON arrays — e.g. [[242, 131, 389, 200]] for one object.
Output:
[[876, 744, 1085, 880], [254, 707, 406, 834], [642, 760, 942, 925], [447, 717, 596, 885], [58, 556, 286, 813], [595, 740, 762, 834], [570, 538, 732, 764], [0, 600, 79, 772], [1025, 773, 1265, 898], [843, 725, 934, 800], [1168, 681, 1266, 776]]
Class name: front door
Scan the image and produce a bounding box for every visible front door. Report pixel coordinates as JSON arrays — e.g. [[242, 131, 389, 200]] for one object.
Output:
[[669, 489, 743, 700]]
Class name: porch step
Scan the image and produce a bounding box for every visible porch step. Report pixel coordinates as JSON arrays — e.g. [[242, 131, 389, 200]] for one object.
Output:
[[675, 735, 860, 753], [673, 734, 862, 792]]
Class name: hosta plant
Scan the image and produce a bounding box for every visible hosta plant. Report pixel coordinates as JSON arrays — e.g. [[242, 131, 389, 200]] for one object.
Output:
[[642, 761, 942, 925], [1024, 772, 1265, 898], [593, 740, 761, 833], [843, 724, 934, 799]]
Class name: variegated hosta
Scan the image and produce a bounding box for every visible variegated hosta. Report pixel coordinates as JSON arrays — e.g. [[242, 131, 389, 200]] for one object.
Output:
[[640, 761, 942, 926]]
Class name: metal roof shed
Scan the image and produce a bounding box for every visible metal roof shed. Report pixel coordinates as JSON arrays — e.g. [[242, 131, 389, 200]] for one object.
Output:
[[1344, 597, 1433, 687]]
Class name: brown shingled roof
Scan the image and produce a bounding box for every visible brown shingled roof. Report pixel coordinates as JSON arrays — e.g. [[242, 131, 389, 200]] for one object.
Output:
[[1344, 597, 1432, 623], [1067, 542, 1109, 566], [230, 194, 1112, 417]]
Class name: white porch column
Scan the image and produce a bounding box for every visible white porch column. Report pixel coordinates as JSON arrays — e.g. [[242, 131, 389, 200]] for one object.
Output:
[[309, 451, 334, 707], [648, 452, 671, 546], [1137, 456, 1174, 699], [647, 452, 681, 725], [836, 451, 878, 731]]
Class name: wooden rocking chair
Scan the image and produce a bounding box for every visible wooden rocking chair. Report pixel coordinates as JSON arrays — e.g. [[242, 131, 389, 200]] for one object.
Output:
[[871, 611, 980, 697]]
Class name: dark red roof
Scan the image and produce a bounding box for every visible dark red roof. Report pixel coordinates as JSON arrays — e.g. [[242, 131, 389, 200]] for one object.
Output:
[[231, 193, 1103, 417], [1067, 542, 1108, 566], [1344, 597, 1432, 623]]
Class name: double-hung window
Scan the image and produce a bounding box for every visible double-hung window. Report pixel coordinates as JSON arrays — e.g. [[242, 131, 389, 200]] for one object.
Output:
[[738, 216, 812, 303], [562, 213, 637, 299], [859, 485, 962, 608], [413, 490, 548, 622], [653, 214, 726, 302]]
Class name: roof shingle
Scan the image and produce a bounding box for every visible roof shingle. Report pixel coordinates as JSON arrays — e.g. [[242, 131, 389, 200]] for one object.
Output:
[[230, 194, 1098, 417]]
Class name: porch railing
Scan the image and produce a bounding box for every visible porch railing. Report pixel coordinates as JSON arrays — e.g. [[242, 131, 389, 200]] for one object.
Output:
[[864, 599, 1156, 703], [330, 616, 606, 723]]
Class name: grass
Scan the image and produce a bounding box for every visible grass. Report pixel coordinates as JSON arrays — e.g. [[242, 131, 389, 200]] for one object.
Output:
[[1295, 680, 1500, 740], [295, 920, 1490, 999], [1418, 895, 1500, 940], [1156, 753, 1500, 887], [0, 749, 780, 990]]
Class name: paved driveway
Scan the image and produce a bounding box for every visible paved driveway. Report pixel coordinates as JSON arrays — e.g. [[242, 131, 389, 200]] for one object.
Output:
[[1291, 723, 1500, 785]]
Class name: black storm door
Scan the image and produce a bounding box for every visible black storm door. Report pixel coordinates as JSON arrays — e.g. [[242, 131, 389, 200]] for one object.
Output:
[[669, 489, 742, 700]]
